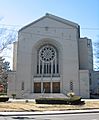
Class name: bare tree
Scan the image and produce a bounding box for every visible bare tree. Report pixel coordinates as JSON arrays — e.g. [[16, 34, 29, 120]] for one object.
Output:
[[0, 21, 18, 70], [0, 26, 17, 53]]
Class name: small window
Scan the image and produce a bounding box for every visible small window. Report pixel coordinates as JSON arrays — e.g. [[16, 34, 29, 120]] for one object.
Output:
[[90, 78, 91, 85], [89, 73, 91, 76], [70, 81, 73, 91], [21, 82, 24, 90]]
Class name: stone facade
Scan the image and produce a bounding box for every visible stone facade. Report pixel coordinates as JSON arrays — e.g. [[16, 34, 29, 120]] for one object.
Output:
[[8, 13, 94, 98]]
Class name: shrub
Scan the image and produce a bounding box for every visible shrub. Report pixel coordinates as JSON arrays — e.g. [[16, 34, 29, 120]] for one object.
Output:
[[12, 93, 16, 99], [67, 96, 82, 105], [67, 92, 75, 97], [25, 100, 29, 103], [35, 96, 83, 105], [36, 98, 66, 104], [0, 96, 9, 102]]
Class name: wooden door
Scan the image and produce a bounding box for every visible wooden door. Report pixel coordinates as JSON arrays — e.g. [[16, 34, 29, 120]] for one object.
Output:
[[52, 82, 60, 93], [34, 82, 41, 93], [43, 82, 50, 93]]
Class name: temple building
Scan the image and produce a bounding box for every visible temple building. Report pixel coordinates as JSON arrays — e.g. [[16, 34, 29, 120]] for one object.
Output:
[[8, 13, 94, 98]]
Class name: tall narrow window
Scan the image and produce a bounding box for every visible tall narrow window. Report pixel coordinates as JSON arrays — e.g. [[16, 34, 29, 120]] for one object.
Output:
[[57, 64, 59, 74], [53, 64, 55, 74], [40, 64, 42, 74], [37, 65, 39, 74]]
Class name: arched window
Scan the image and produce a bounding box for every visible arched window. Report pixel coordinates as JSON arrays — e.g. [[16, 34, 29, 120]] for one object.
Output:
[[37, 44, 59, 77]]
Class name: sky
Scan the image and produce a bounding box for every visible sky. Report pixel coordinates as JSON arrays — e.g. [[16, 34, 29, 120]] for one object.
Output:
[[0, 0, 99, 69]]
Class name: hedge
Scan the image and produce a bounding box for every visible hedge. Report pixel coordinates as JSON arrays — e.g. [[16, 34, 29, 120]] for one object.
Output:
[[0, 96, 9, 102], [35, 96, 84, 105], [0, 93, 7, 96]]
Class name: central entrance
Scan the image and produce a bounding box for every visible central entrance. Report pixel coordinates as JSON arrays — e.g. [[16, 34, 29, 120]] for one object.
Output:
[[43, 82, 50, 93], [34, 82, 60, 93]]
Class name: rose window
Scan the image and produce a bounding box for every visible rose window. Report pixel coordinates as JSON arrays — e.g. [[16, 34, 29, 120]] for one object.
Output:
[[40, 45, 56, 62]]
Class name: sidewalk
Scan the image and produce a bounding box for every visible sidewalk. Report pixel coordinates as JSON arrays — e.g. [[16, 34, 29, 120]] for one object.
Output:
[[0, 109, 99, 116], [8, 98, 99, 102]]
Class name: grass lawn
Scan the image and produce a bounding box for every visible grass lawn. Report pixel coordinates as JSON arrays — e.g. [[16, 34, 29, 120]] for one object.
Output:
[[0, 100, 99, 112]]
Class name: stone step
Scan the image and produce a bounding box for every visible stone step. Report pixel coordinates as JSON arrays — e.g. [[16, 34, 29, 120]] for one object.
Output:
[[23, 93, 67, 99]]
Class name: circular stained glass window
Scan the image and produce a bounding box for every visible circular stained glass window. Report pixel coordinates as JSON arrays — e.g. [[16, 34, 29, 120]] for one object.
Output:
[[40, 45, 56, 62]]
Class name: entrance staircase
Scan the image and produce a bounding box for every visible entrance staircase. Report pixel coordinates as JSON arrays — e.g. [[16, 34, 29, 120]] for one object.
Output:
[[22, 93, 67, 99]]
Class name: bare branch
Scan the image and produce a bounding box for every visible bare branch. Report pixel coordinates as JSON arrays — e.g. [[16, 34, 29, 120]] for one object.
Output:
[[0, 27, 17, 53]]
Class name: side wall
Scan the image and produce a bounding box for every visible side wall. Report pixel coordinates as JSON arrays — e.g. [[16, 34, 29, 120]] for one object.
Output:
[[79, 70, 90, 98], [92, 71, 99, 94], [79, 38, 93, 70], [7, 71, 16, 98]]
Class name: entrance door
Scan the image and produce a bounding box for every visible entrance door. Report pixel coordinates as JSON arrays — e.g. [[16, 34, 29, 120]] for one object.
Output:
[[43, 82, 50, 93], [34, 82, 41, 93], [52, 82, 60, 93]]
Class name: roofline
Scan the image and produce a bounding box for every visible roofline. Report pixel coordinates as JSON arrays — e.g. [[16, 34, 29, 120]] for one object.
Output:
[[46, 13, 79, 28], [19, 15, 47, 32], [19, 13, 79, 32]]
